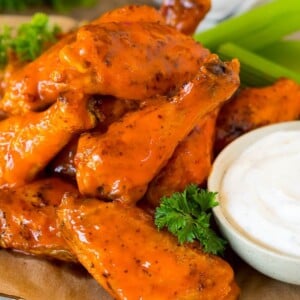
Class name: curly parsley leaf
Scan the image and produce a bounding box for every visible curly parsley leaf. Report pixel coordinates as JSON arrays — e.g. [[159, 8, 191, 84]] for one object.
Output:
[[0, 26, 11, 68], [0, 13, 61, 69], [155, 184, 226, 255]]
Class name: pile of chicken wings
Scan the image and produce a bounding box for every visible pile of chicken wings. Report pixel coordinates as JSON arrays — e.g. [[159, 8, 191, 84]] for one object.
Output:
[[0, 1, 299, 299]]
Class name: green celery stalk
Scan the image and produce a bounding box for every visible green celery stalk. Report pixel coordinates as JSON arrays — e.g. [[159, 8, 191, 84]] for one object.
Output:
[[257, 40, 300, 73], [237, 15, 300, 50], [217, 43, 300, 87], [194, 0, 300, 52]]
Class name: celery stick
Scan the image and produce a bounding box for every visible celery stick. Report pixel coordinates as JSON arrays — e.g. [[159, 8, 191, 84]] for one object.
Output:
[[194, 0, 300, 52], [257, 40, 300, 73], [217, 43, 300, 87], [237, 14, 300, 51]]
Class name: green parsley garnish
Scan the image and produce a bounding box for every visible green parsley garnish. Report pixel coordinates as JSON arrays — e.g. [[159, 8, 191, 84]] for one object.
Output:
[[0, 13, 61, 68], [155, 184, 226, 255], [0, 25, 11, 68]]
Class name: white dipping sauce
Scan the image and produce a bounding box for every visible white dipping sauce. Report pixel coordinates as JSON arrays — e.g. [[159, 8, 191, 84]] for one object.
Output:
[[220, 130, 300, 258]]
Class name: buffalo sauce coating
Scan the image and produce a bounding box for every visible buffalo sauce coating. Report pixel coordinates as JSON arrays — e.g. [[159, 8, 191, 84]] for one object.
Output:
[[49, 97, 140, 180], [0, 178, 76, 261], [97, 4, 165, 23], [146, 109, 218, 207], [0, 91, 95, 188], [1, 7, 209, 116], [59, 22, 209, 99], [0, 33, 76, 115], [215, 78, 300, 154], [160, 0, 211, 34], [58, 195, 239, 300], [75, 55, 240, 203]]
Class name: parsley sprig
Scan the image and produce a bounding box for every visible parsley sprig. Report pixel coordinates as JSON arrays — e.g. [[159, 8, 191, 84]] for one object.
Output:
[[0, 13, 61, 68], [155, 184, 227, 255]]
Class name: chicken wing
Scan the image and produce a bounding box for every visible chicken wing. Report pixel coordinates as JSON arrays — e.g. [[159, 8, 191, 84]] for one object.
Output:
[[97, 4, 165, 23], [58, 194, 239, 300], [49, 97, 139, 180], [0, 178, 76, 261], [0, 91, 95, 188], [146, 110, 218, 207], [75, 55, 239, 203], [1, 13, 209, 115], [215, 78, 300, 153], [160, 0, 211, 34]]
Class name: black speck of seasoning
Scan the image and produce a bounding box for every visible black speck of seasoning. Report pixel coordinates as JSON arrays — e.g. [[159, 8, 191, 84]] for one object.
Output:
[[106, 281, 113, 292], [103, 54, 112, 67], [58, 94, 68, 104], [90, 263, 95, 268], [102, 272, 111, 278], [101, 149, 108, 155], [155, 72, 163, 82], [157, 114, 163, 119], [125, 123, 134, 129], [124, 269, 128, 273], [97, 186, 104, 195], [142, 269, 152, 277]]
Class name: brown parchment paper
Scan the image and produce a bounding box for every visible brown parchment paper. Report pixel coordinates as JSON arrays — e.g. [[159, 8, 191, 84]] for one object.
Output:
[[1, 249, 300, 300]]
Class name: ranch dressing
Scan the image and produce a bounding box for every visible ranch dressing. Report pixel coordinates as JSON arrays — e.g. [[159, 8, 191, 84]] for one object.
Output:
[[220, 130, 300, 258]]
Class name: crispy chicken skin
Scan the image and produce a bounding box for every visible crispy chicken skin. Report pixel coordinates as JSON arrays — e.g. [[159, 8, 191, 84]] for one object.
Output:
[[49, 97, 140, 179], [146, 110, 218, 207], [1, 7, 209, 115], [160, 0, 211, 34], [75, 55, 240, 203], [0, 178, 76, 261], [0, 92, 95, 188], [215, 78, 300, 153], [58, 194, 239, 300], [0, 33, 76, 115], [98, 4, 165, 23]]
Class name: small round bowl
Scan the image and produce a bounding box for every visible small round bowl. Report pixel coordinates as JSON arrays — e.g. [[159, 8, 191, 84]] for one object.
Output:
[[208, 121, 300, 285]]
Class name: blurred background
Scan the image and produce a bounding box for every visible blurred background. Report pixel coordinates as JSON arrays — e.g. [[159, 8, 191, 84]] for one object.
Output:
[[0, 0, 158, 20], [0, 0, 266, 28]]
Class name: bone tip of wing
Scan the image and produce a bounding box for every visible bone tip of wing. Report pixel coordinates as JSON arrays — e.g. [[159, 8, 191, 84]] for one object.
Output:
[[200, 54, 240, 82]]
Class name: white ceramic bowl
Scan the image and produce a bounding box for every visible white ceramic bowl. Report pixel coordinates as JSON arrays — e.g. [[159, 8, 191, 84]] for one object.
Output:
[[208, 121, 300, 285]]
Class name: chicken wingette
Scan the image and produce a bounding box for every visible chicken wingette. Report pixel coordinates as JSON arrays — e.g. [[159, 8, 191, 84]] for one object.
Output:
[[0, 178, 76, 261], [215, 78, 300, 153], [146, 110, 218, 207], [0, 91, 95, 188], [97, 4, 165, 23], [58, 194, 239, 300], [75, 55, 239, 203], [1, 6, 209, 115], [160, 0, 211, 34]]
